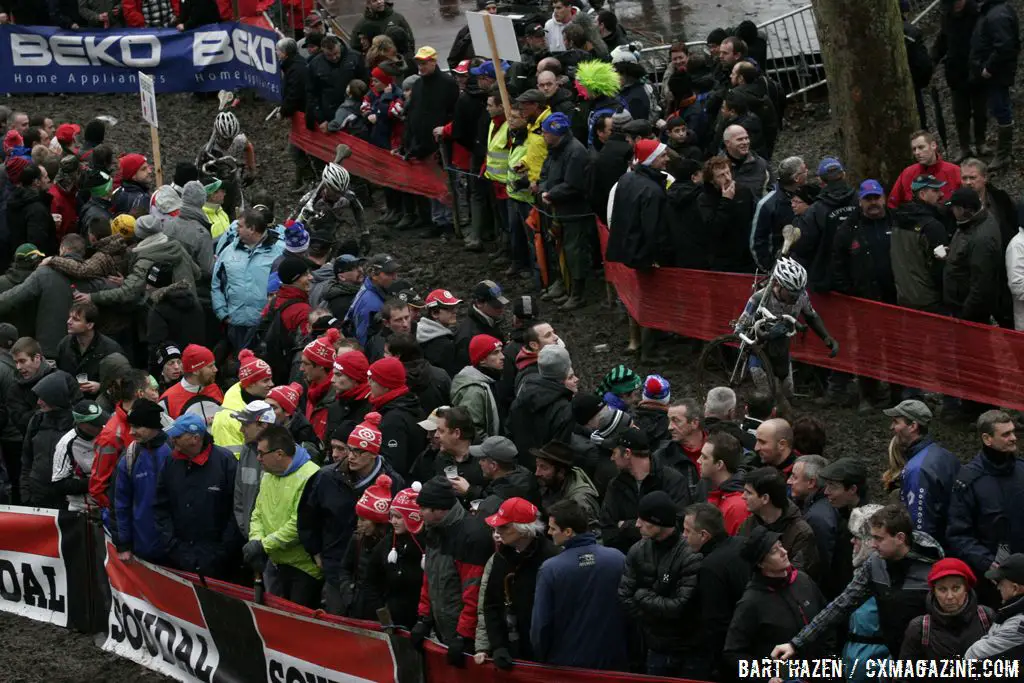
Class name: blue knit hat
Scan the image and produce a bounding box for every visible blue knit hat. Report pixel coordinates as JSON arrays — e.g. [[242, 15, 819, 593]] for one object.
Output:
[[267, 270, 281, 295], [642, 374, 671, 404], [541, 112, 571, 135], [284, 225, 310, 253]]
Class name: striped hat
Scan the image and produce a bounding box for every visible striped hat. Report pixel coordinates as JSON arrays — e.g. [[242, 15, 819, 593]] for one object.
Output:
[[642, 374, 671, 404], [597, 364, 641, 397]]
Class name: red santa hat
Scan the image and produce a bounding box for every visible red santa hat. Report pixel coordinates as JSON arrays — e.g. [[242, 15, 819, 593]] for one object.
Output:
[[355, 473, 394, 524], [237, 349, 271, 387], [302, 328, 342, 369], [348, 412, 383, 454], [634, 139, 667, 167], [267, 382, 303, 415]]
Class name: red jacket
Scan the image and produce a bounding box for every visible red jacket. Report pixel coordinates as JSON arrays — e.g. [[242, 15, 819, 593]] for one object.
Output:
[[263, 285, 310, 337], [48, 185, 78, 240], [888, 155, 962, 208], [122, 0, 182, 27], [707, 477, 750, 535], [159, 381, 225, 419], [89, 404, 133, 509], [441, 121, 472, 170]]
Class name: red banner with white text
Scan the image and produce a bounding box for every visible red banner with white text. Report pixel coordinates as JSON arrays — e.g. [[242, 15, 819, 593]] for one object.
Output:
[[289, 113, 451, 201]]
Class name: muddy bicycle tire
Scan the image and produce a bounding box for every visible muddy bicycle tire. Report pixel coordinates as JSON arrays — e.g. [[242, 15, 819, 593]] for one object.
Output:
[[697, 334, 778, 403]]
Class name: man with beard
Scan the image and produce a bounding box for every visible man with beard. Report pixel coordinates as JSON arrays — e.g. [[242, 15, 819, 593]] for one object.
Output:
[[157, 344, 222, 420], [451, 335, 504, 439], [110, 154, 152, 217], [531, 440, 599, 527], [418, 288, 462, 377]]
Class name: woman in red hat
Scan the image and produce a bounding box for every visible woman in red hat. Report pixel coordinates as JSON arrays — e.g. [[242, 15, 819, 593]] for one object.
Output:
[[365, 481, 426, 629], [899, 558, 996, 663]]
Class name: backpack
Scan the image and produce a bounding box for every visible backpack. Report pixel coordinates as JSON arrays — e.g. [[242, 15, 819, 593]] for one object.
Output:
[[921, 608, 990, 646], [255, 298, 306, 385]]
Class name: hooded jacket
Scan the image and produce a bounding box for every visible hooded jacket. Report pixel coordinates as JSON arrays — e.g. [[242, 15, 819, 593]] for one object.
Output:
[[450, 365, 500, 439], [892, 199, 950, 311], [161, 185, 215, 277], [598, 456, 693, 555], [964, 593, 1024, 659], [146, 281, 205, 359], [306, 262, 336, 310], [901, 591, 996, 663], [9, 362, 81, 439], [943, 208, 1004, 322], [507, 375, 575, 463], [739, 501, 822, 581], [793, 181, 858, 291], [317, 278, 361, 322], [250, 445, 321, 579], [7, 186, 57, 256], [92, 233, 201, 308], [346, 277, 388, 346], [351, 5, 415, 47], [110, 179, 151, 217], [212, 230, 284, 327], [113, 432, 172, 561], [20, 371, 76, 507], [707, 473, 751, 535], [404, 358, 450, 417], [606, 165, 671, 270], [416, 317, 458, 377]]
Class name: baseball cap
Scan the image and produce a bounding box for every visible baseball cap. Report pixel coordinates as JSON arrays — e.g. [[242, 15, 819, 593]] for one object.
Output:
[[414, 46, 438, 61], [911, 174, 946, 192], [541, 112, 572, 135], [469, 436, 519, 464], [816, 156, 844, 177], [425, 289, 462, 308], [368, 253, 400, 274], [304, 12, 324, 26], [230, 399, 276, 425], [604, 426, 650, 452], [388, 280, 425, 308], [333, 254, 362, 274], [417, 405, 449, 431], [454, 59, 472, 75], [516, 89, 547, 104], [858, 179, 884, 199], [473, 279, 510, 306], [524, 23, 547, 37], [485, 497, 539, 527], [471, 60, 510, 78], [165, 412, 207, 438], [883, 399, 933, 426], [819, 457, 867, 486], [985, 553, 1024, 584], [948, 187, 982, 211], [512, 295, 539, 320], [14, 244, 45, 261]]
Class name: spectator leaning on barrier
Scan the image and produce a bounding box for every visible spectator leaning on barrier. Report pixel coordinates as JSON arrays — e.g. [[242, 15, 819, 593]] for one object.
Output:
[[944, 186, 1005, 324], [114, 399, 171, 564], [232, 400, 277, 539]]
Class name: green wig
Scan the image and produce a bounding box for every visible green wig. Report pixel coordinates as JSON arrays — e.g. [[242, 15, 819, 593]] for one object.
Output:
[[576, 60, 620, 99]]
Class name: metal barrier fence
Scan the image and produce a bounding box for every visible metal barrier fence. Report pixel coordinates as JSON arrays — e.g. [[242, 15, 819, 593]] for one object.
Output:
[[640, 0, 942, 101]]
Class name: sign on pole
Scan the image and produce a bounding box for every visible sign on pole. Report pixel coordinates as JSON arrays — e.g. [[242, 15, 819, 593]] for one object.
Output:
[[138, 72, 164, 186], [466, 11, 520, 120]]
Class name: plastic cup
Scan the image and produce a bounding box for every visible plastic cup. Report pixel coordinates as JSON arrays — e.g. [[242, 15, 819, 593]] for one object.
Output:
[[444, 466, 458, 480]]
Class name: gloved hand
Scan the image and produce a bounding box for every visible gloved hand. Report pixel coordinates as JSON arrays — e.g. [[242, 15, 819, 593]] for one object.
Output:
[[446, 636, 468, 667], [409, 619, 432, 650], [492, 647, 514, 671], [825, 337, 840, 358], [241, 539, 267, 571]]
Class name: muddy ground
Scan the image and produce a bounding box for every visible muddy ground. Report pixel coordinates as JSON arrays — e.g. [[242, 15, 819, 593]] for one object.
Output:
[[5, 0, 1024, 675]]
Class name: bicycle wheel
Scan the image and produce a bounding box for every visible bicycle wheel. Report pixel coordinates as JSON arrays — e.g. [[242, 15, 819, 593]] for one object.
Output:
[[697, 334, 778, 403]]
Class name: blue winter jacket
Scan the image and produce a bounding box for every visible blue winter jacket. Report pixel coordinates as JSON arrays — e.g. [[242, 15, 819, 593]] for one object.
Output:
[[113, 433, 171, 562], [530, 532, 629, 671], [211, 228, 285, 327], [345, 277, 387, 346], [154, 437, 243, 579], [948, 449, 1024, 578], [842, 597, 890, 683], [899, 437, 960, 544]]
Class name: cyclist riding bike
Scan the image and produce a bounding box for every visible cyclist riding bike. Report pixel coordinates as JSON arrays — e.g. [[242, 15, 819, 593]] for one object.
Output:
[[734, 257, 839, 396], [197, 112, 257, 217], [296, 162, 367, 239]]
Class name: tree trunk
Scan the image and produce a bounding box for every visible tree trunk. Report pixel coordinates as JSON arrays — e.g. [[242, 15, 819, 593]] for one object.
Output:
[[812, 0, 919, 186]]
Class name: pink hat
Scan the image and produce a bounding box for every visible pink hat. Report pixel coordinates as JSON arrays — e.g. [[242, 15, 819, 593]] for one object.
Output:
[[469, 334, 502, 366], [267, 382, 302, 415], [348, 412, 383, 454], [303, 328, 342, 368], [356, 473, 393, 523], [237, 349, 271, 387]]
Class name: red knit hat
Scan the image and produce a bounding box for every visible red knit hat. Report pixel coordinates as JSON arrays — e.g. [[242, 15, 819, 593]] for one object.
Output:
[[469, 334, 503, 366], [303, 328, 342, 368], [181, 344, 215, 373], [5, 156, 29, 185], [237, 349, 271, 387], [371, 66, 394, 87], [368, 357, 406, 390], [3, 130, 23, 154], [334, 350, 369, 382], [267, 382, 303, 415], [348, 412, 383, 454], [355, 473, 394, 523], [120, 153, 147, 180], [928, 557, 976, 588], [391, 481, 424, 534]]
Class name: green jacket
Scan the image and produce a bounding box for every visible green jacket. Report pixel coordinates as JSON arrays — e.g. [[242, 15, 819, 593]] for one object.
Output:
[[250, 450, 322, 579], [451, 366, 500, 439]]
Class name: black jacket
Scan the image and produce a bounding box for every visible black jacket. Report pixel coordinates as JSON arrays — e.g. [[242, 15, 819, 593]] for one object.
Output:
[[800, 489, 839, 576], [606, 166, 670, 270], [933, 0, 981, 90], [793, 182, 858, 291], [652, 440, 703, 507], [54, 332, 123, 397], [618, 529, 701, 655], [279, 54, 308, 118], [337, 530, 387, 620], [146, 282, 206, 361], [477, 466, 543, 518], [375, 392, 426, 478], [666, 179, 711, 269], [20, 371, 75, 508], [484, 536, 560, 660], [450, 85, 487, 168], [738, 501, 822, 581], [539, 133, 591, 218], [831, 206, 898, 303], [901, 591, 996, 664], [10, 362, 81, 438], [321, 280, 361, 321], [324, 394, 372, 444], [634, 402, 669, 448], [725, 569, 832, 678], [705, 416, 757, 452], [404, 358, 450, 417], [306, 47, 368, 128], [404, 69, 460, 160], [943, 208, 1004, 322], [598, 456, 692, 555], [969, 0, 1020, 87], [697, 534, 752, 680], [590, 134, 632, 223], [506, 375, 575, 465], [453, 306, 503, 372], [699, 183, 757, 273], [8, 186, 56, 256], [364, 529, 424, 628]]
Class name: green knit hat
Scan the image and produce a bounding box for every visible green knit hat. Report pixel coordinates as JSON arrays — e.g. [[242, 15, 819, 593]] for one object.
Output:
[[204, 178, 223, 194], [597, 365, 641, 397], [72, 400, 108, 426]]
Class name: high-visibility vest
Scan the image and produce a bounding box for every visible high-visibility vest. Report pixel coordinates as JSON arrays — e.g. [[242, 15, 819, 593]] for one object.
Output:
[[484, 120, 509, 182], [506, 142, 533, 204]]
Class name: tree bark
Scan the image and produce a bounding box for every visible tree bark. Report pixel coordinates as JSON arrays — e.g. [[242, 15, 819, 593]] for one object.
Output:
[[812, 0, 919, 186]]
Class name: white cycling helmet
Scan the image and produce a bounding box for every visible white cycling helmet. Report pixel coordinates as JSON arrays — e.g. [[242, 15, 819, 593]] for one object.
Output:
[[322, 163, 350, 193], [773, 257, 807, 292], [214, 111, 241, 139]]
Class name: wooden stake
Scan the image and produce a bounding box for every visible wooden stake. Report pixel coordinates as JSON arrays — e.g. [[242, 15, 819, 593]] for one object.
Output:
[[483, 14, 512, 121], [150, 125, 163, 187]]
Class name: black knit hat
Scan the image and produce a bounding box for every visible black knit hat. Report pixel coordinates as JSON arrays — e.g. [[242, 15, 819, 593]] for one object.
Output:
[[173, 162, 199, 188], [416, 475, 457, 510], [741, 526, 783, 566], [638, 491, 678, 527], [278, 256, 310, 286], [572, 393, 605, 426], [127, 398, 163, 429]]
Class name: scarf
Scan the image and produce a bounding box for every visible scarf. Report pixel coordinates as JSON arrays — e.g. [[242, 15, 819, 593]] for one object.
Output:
[[339, 382, 371, 402], [369, 385, 410, 409], [306, 375, 332, 414], [172, 441, 211, 466]]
